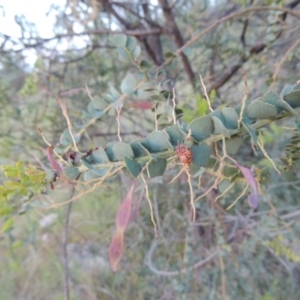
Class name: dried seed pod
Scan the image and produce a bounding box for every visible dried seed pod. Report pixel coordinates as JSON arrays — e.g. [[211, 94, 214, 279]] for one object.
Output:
[[175, 144, 193, 166]]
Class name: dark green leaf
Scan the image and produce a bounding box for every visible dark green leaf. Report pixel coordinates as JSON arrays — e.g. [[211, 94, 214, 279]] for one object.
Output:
[[148, 158, 167, 178], [145, 131, 172, 153], [278, 100, 299, 117], [221, 107, 239, 129], [190, 143, 211, 167], [140, 60, 152, 71], [243, 122, 257, 145], [106, 142, 134, 161], [90, 147, 109, 163], [124, 157, 141, 178], [83, 168, 109, 181], [246, 101, 278, 120], [210, 109, 225, 123], [130, 140, 150, 157], [283, 90, 300, 108], [188, 116, 214, 142], [211, 116, 231, 138], [224, 137, 242, 155], [164, 51, 177, 59], [165, 125, 185, 146], [63, 166, 80, 180]]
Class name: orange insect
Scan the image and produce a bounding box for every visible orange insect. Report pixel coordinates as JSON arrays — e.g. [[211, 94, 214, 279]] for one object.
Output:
[[175, 144, 193, 166]]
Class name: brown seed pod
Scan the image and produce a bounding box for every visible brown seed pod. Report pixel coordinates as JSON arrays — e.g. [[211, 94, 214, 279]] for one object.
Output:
[[175, 144, 193, 166]]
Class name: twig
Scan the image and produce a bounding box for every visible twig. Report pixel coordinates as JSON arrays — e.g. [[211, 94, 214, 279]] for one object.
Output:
[[226, 184, 249, 210], [37, 128, 68, 166], [237, 73, 248, 129], [57, 98, 79, 152], [116, 106, 123, 142], [171, 88, 177, 125], [184, 166, 196, 222], [271, 37, 300, 88], [199, 74, 213, 112], [257, 134, 281, 174], [155, 6, 300, 73], [141, 174, 158, 237]]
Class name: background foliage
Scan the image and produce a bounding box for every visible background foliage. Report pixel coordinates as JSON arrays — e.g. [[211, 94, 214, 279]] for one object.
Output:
[[1, 0, 300, 299]]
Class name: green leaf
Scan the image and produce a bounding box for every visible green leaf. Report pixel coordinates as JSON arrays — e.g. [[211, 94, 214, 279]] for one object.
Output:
[[109, 85, 121, 101], [164, 52, 177, 59], [2, 166, 19, 178], [223, 165, 239, 178], [126, 36, 137, 51], [148, 158, 167, 178], [145, 131, 172, 153], [87, 102, 105, 118], [211, 116, 231, 138], [132, 45, 141, 58], [243, 122, 258, 145], [0, 185, 7, 195], [45, 170, 57, 183], [112, 34, 127, 47], [188, 116, 214, 142], [210, 109, 225, 123], [83, 168, 109, 181], [106, 142, 134, 161], [164, 104, 174, 117], [2, 218, 13, 233], [20, 174, 31, 186], [165, 125, 185, 146], [90, 147, 109, 164], [190, 143, 211, 167], [281, 85, 294, 97], [4, 181, 22, 190], [124, 157, 141, 178], [130, 140, 151, 158], [63, 166, 80, 181], [150, 94, 166, 101], [293, 83, 300, 91], [117, 48, 130, 62], [235, 98, 254, 124], [277, 100, 299, 117], [283, 90, 300, 108], [246, 101, 278, 120], [120, 73, 137, 95], [263, 91, 280, 104], [224, 137, 242, 155], [221, 107, 239, 129], [92, 97, 108, 110], [140, 60, 152, 71]]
